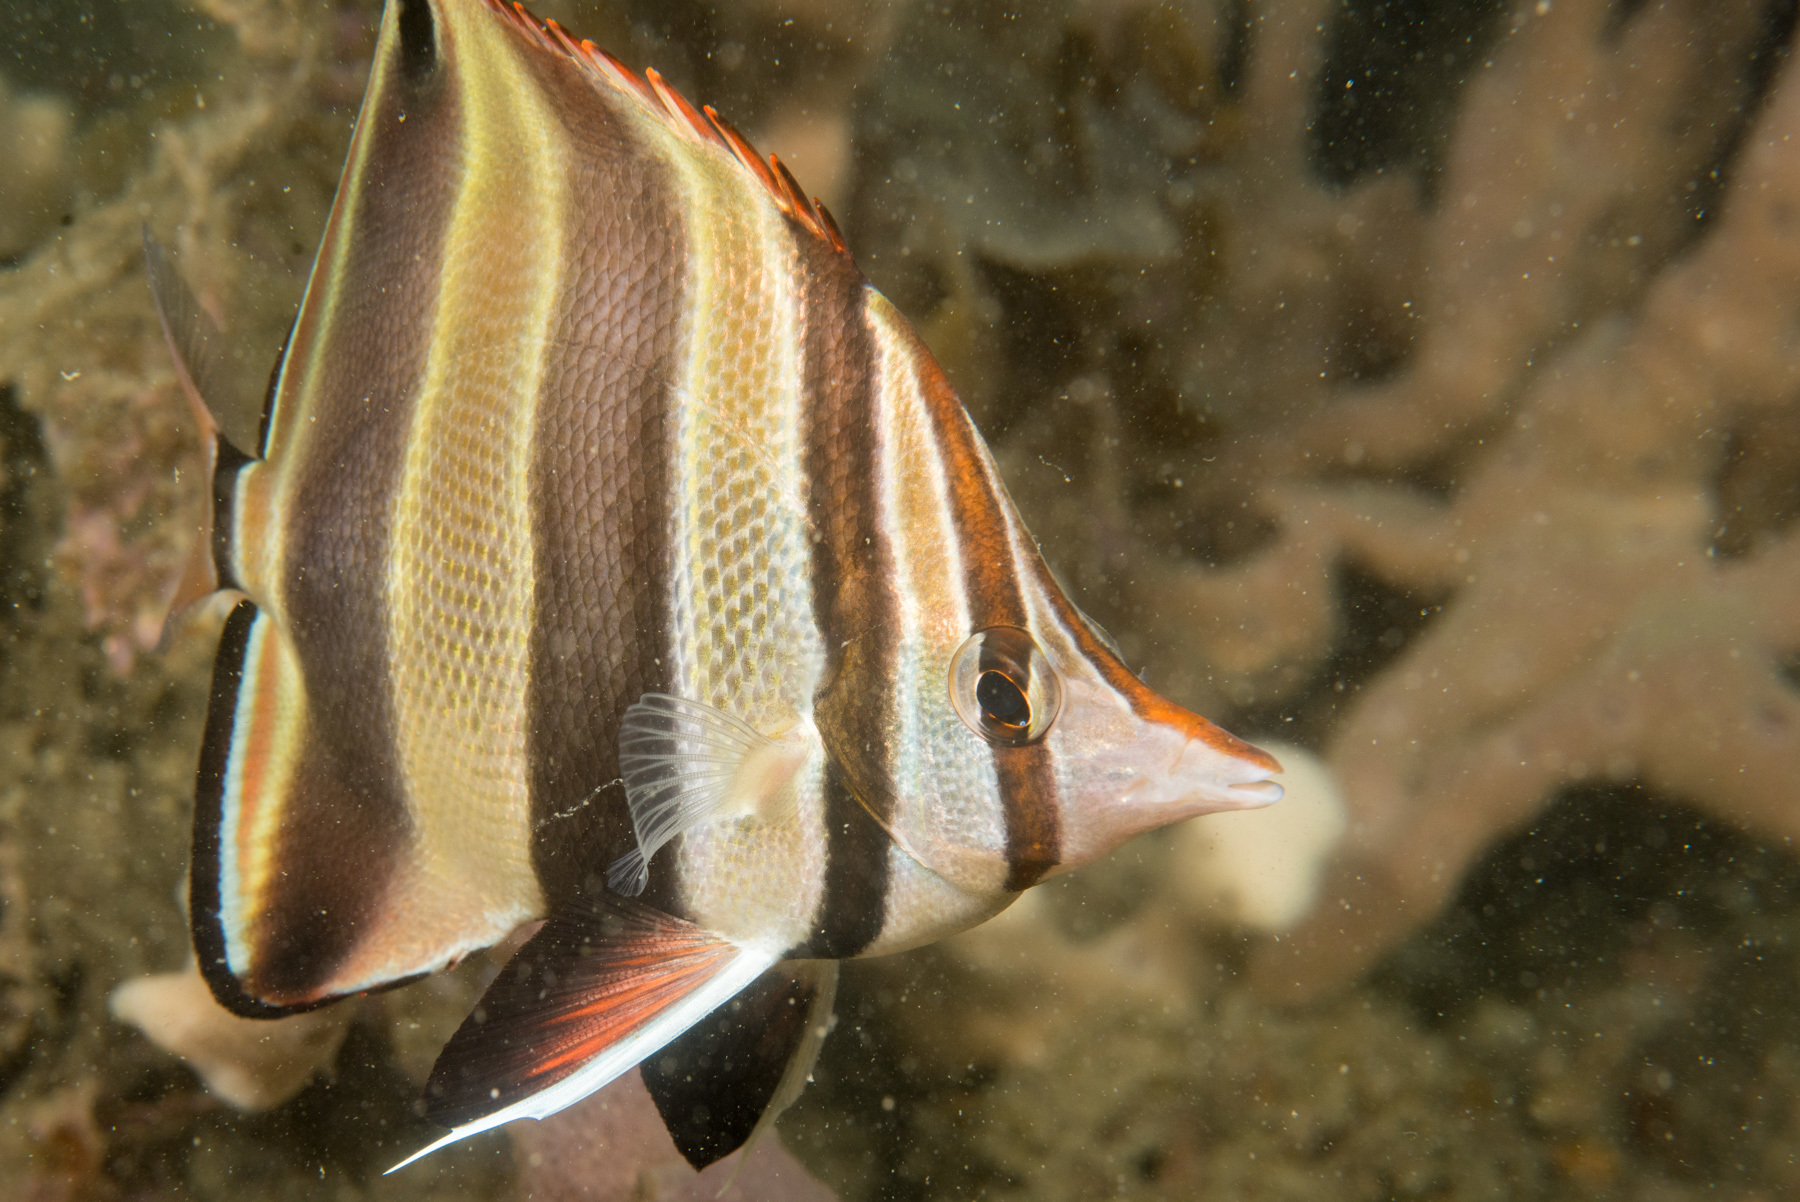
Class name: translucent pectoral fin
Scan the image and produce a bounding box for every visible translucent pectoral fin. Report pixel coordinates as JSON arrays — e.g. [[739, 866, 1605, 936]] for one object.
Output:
[[606, 694, 814, 896]]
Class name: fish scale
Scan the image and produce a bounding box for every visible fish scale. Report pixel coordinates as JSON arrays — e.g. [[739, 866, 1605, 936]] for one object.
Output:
[[662, 141, 826, 948], [144, 0, 1287, 1171]]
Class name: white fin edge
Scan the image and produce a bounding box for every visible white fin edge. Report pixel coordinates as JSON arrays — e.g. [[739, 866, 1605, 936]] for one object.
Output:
[[385, 944, 781, 1174], [607, 694, 815, 896]]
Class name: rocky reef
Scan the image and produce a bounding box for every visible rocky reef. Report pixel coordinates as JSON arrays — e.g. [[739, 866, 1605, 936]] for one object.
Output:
[[3, 0, 1800, 1199]]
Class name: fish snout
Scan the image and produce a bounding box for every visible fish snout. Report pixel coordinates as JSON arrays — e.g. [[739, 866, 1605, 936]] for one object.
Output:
[[1103, 714, 1286, 822], [1173, 732, 1285, 809], [1052, 682, 1286, 872], [1091, 693, 1286, 813], [1146, 700, 1283, 810]]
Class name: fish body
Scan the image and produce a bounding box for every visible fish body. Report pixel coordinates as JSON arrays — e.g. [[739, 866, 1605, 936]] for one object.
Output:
[[148, 0, 1283, 1169]]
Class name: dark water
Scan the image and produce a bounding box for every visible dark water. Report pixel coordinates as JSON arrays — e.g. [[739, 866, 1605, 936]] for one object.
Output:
[[3, 1, 1799, 1197]]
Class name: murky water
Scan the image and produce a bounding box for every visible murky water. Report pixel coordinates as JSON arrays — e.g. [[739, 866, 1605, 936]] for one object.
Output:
[[3, 1, 1799, 1198]]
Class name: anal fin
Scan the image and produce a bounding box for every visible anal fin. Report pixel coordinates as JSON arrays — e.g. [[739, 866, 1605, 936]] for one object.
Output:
[[390, 896, 778, 1172], [642, 959, 837, 1169]]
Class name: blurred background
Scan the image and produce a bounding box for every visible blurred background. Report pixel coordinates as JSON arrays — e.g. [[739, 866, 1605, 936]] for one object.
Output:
[[3, 0, 1800, 1197]]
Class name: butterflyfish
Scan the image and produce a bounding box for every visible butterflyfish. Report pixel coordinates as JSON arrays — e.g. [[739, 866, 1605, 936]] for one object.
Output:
[[144, 0, 1285, 1172]]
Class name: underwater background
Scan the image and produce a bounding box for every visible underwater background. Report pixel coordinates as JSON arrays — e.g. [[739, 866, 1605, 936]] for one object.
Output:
[[4, 0, 1800, 1197]]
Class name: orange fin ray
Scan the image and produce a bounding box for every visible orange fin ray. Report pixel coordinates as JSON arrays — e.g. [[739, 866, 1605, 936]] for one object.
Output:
[[477, 0, 851, 260], [389, 896, 779, 1172]]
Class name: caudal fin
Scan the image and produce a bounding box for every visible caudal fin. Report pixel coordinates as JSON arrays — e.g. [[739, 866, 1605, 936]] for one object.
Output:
[[388, 896, 779, 1172]]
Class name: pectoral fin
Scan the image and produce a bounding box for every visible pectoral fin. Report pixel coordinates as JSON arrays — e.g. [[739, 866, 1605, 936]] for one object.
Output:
[[389, 896, 778, 1173], [642, 959, 837, 1169], [607, 694, 815, 896]]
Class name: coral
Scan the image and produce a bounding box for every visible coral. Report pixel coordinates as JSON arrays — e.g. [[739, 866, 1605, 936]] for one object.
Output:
[[851, 0, 1800, 996], [1164, 740, 1344, 933], [0, 0, 340, 674], [109, 962, 354, 1111], [18, 1084, 108, 1202], [786, 795, 1800, 1199], [1242, 0, 1800, 995], [786, 879, 1535, 1201], [10, 0, 1800, 1197], [0, 74, 75, 265], [0, 837, 45, 1088]]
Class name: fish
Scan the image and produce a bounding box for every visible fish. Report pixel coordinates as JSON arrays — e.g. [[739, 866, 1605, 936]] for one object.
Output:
[[143, 0, 1285, 1172]]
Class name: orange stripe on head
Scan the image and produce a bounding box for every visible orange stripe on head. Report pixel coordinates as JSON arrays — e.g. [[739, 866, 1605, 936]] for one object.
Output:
[[1029, 560, 1282, 771], [907, 345, 1026, 629], [881, 302, 1064, 886]]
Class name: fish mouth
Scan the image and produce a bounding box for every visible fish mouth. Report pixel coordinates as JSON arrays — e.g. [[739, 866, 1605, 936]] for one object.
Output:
[[1056, 718, 1286, 873], [1223, 777, 1285, 805], [1173, 734, 1284, 809]]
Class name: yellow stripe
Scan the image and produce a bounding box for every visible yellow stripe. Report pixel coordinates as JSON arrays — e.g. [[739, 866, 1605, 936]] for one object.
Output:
[[658, 121, 823, 727], [380, 11, 558, 951], [229, 460, 270, 601], [242, 5, 402, 614], [647, 114, 829, 946], [220, 611, 306, 971], [870, 301, 969, 655]]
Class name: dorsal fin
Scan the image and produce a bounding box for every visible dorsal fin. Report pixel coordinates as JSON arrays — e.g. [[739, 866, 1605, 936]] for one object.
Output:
[[143, 229, 225, 444], [477, 0, 851, 257]]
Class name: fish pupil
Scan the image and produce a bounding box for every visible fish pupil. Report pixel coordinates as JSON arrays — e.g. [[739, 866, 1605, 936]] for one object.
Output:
[[976, 670, 1030, 731]]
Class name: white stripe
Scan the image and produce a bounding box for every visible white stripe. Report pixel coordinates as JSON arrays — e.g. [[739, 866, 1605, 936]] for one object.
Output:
[[859, 301, 1015, 941], [217, 610, 270, 975]]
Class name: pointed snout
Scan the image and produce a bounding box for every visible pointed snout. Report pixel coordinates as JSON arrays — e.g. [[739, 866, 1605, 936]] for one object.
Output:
[[1097, 705, 1285, 821], [1049, 679, 1287, 872], [1135, 692, 1285, 808], [1170, 727, 1285, 809]]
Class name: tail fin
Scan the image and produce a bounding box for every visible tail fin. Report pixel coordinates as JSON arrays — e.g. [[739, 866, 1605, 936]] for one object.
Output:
[[388, 897, 780, 1173], [142, 228, 251, 638]]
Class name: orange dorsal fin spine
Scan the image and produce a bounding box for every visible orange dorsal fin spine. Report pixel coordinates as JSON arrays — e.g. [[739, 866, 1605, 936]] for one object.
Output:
[[643, 67, 714, 146], [478, 0, 851, 261], [769, 154, 807, 217], [703, 105, 778, 194], [815, 198, 849, 254]]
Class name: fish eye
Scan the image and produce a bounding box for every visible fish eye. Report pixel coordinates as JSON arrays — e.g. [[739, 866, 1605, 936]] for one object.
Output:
[[976, 670, 1029, 731], [949, 626, 1062, 746]]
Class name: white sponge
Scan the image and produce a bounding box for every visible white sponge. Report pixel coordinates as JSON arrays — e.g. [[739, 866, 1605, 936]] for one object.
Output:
[[1167, 740, 1346, 932]]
